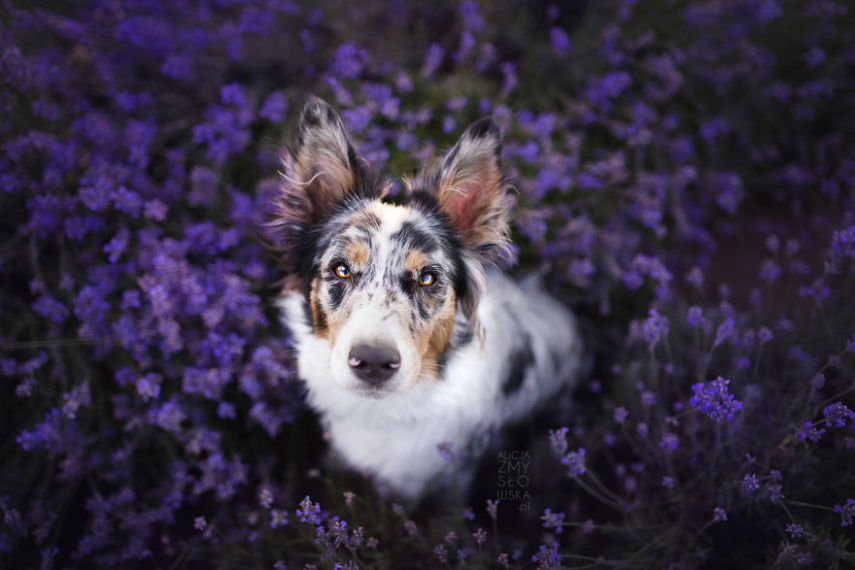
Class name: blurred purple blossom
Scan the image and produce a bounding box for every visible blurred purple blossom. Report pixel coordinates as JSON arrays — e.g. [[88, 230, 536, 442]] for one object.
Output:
[[689, 377, 743, 423]]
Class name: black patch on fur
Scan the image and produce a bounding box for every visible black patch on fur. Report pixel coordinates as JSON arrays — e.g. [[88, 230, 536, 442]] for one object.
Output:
[[301, 277, 315, 328], [399, 275, 417, 298], [502, 331, 534, 396], [407, 192, 471, 315], [328, 280, 347, 310], [415, 297, 429, 319], [392, 221, 439, 254]]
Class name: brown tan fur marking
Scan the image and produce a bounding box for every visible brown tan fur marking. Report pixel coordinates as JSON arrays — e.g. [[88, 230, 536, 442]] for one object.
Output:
[[309, 277, 329, 338], [344, 240, 370, 267], [404, 249, 428, 275], [416, 290, 457, 380]]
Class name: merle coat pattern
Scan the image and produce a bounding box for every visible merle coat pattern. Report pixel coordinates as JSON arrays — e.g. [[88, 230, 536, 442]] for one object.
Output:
[[272, 97, 583, 500]]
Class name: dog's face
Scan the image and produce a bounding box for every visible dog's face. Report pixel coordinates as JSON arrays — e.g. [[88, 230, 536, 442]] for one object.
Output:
[[271, 97, 511, 397]]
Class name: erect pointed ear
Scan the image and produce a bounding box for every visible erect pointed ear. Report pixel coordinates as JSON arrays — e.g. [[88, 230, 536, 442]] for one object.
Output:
[[290, 96, 371, 218], [268, 97, 382, 286], [434, 118, 512, 266]]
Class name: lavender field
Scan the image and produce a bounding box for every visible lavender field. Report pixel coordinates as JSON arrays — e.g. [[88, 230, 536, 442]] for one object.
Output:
[[2, 0, 854, 567]]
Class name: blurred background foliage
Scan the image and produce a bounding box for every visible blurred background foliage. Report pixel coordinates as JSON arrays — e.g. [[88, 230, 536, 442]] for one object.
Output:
[[1, 0, 854, 567]]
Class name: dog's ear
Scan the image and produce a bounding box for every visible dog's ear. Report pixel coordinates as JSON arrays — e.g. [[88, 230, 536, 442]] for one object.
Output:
[[290, 96, 371, 218], [433, 118, 512, 266], [269, 97, 380, 286]]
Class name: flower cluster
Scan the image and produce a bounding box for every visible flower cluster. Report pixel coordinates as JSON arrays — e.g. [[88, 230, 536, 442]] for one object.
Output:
[[2, 0, 855, 568], [689, 377, 744, 423]]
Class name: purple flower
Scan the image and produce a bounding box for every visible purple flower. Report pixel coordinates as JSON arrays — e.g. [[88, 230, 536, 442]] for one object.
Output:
[[804, 46, 826, 68], [796, 421, 825, 443], [194, 516, 206, 531], [259, 91, 288, 123], [33, 295, 69, 324], [758, 259, 781, 283], [689, 377, 744, 422], [641, 308, 669, 350], [459, 0, 484, 31], [613, 406, 628, 424], [822, 402, 855, 428], [434, 544, 448, 564], [532, 542, 563, 569], [330, 43, 365, 79], [420, 43, 444, 78], [486, 499, 499, 520], [741, 473, 761, 496], [473, 527, 487, 544], [640, 391, 657, 407], [833, 499, 855, 527], [437, 440, 458, 462], [550, 27, 571, 57], [270, 509, 288, 529], [562, 448, 586, 476], [540, 508, 565, 534], [549, 427, 569, 455], [713, 507, 727, 522], [659, 432, 679, 451], [687, 306, 705, 327], [713, 318, 736, 347], [785, 523, 804, 539], [135, 373, 162, 402], [296, 496, 322, 525]]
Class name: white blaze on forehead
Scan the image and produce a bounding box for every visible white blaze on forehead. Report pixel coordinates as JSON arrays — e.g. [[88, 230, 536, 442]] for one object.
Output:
[[371, 201, 410, 237]]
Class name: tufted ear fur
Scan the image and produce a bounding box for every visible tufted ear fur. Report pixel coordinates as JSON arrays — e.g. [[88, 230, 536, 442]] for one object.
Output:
[[407, 118, 513, 328], [268, 96, 382, 288], [432, 118, 512, 266]]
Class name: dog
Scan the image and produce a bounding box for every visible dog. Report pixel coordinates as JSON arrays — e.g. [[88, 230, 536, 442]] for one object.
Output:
[[271, 96, 583, 500]]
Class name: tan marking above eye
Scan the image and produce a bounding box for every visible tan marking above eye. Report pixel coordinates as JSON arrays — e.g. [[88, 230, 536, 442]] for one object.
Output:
[[344, 239, 370, 266], [334, 263, 351, 279], [418, 271, 436, 287]]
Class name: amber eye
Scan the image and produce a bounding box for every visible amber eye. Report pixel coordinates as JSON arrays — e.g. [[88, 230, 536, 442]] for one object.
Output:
[[418, 271, 436, 287], [334, 263, 351, 279]]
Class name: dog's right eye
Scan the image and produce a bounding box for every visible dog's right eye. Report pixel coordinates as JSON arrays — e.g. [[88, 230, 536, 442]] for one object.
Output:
[[333, 263, 351, 279]]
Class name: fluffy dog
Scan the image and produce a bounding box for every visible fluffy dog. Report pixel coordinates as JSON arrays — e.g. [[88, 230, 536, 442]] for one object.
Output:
[[272, 97, 582, 500]]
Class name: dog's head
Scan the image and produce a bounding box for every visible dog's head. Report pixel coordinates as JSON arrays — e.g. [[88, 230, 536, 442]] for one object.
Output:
[[270, 96, 511, 397]]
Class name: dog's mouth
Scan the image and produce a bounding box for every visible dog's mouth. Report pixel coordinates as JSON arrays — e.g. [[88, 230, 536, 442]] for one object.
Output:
[[350, 384, 394, 399]]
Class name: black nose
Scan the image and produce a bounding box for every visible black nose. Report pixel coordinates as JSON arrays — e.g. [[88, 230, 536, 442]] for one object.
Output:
[[348, 343, 401, 384]]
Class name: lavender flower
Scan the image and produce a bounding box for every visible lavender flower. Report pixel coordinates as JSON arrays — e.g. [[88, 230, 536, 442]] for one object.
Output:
[[659, 432, 679, 451], [434, 544, 448, 564], [833, 499, 855, 527], [822, 402, 855, 429], [297, 496, 322, 525], [689, 377, 744, 422], [641, 308, 669, 350], [549, 427, 569, 455], [562, 448, 586, 476], [742, 474, 761, 496], [796, 422, 826, 443], [437, 440, 458, 462], [785, 523, 804, 539], [540, 508, 566, 534], [486, 499, 499, 520]]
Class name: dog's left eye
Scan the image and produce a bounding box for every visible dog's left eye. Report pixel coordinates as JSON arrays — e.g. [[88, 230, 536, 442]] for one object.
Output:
[[418, 271, 436, 287], [333, 263, 351, 279]]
